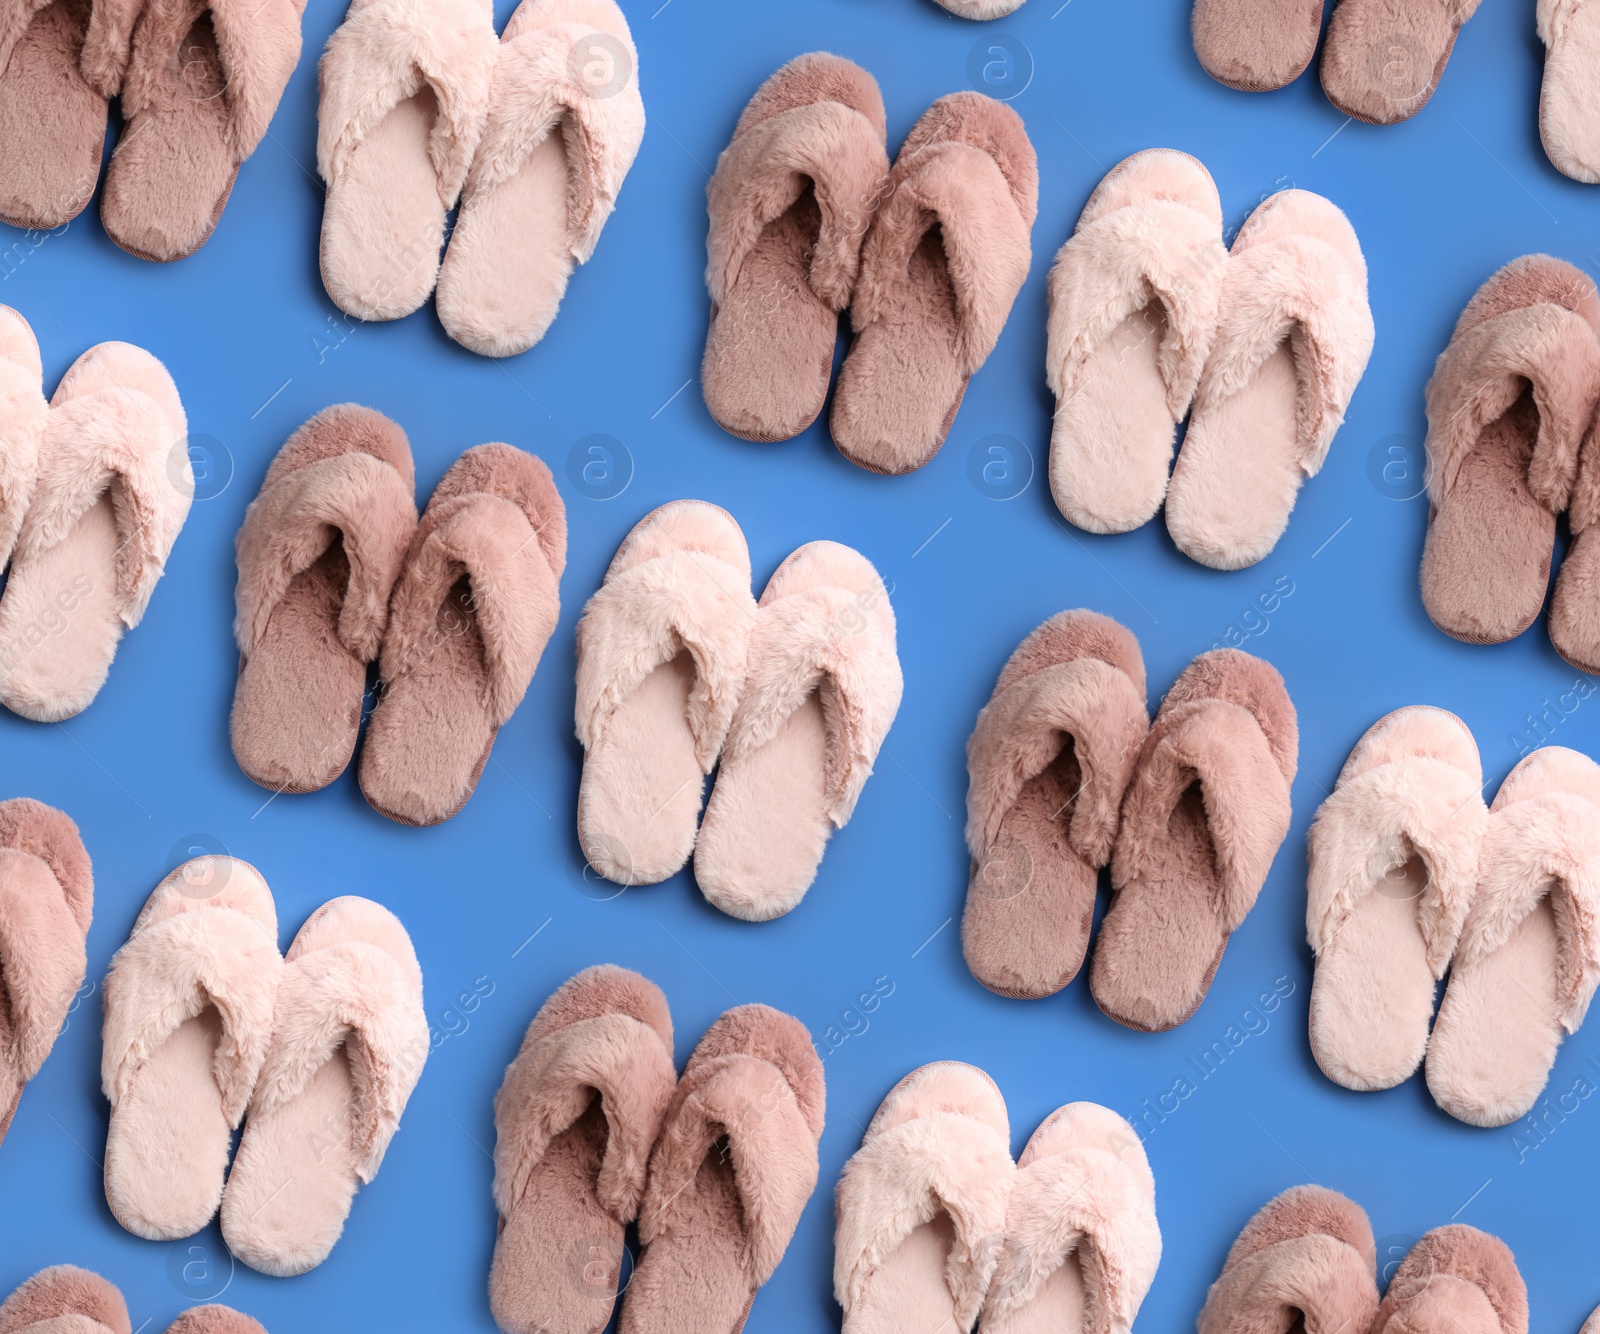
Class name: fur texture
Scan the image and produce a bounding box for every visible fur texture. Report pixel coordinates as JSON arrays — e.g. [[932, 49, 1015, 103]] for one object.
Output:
[[164, 1308, 267, 1334], [934, 0, 1024, 17], [1538, 0, 1600, 183], [1370, 1225, 1528, 1334], [1319, 0, 1483, 124], [0, 1265, 130, 1334], [1191, 0, 1322, 90], [0, 305, 46, 570]]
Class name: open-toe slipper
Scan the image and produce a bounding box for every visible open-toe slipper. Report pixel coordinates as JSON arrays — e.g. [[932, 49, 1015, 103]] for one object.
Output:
[[1550, 392, 1600, 672], [1191, 0, 1323, 90], [1320, 0, 1482, 123], [1539, 0, 1600, 182], [0, 306, 47, 570], [1371, 1226, 1527, 1334], [0, 1266, 128, 1334]]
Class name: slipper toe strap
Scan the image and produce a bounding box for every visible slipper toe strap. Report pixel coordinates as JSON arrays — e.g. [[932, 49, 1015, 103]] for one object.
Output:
[[1200, 1233, 1379, 1334], [209, 0, 310, 160], [1539, 0, 1580, 44], [0, 853, 86, 1082], [0, 360, 46, 569]]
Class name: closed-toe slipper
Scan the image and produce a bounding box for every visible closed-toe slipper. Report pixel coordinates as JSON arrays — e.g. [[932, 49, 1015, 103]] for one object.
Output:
[[1550, 402, 1600, 672], [435, 0, 644, 357], [358, 443, 565, 826], [620, 1004, 823, 1334], [830, 92, 1037, 474], [164, 1309, 266, 1334], [1425, 746, 1600, 1126], [1539, 0, 1600, 182], [1198, 1185, 1379, 1334], [1191, 0, 1323, 90], [1421, 256, 1600, 645], [0, 1266, 129, 1334], [1371, 1226, 1527, 1334], [961, 610, 1149, 999], [316, 0, 498, 320], [0, 340, 188, 721], [1320, 0, 1481, 123], [100, 856, 281, 1240], [488, 965, 677, 1334], [693, 540, 901, 920], [230, 405, 417, 795], [574, 500, 757, 886], [978, 1103, 1160, 1334], [833, 1061, 1013, 1334], [1091, 649, 1297, 1031], [0, 306, 48, 569], [1046, 149, 1225, 535], [700, 52, 888, 443], [1305, 706, 1487, 1091], [220, 896, 428, 1276], [1166, 189, 1373, 570], [0, 797, 91, 1148]]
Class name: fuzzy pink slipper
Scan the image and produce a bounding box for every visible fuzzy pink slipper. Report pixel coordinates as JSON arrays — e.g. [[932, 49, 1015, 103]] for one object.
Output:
[[489, 965, 676, 1334], [962, 610, 1148, 999], [1550, 383, 1600, 671], [1371, 1226, 1527, 1334], [1539, 0, 1600, 182], [1166, 189, 1373, 570], [435, 0, 643, 357], [1192, 0, 1322, 90], [933, 0, 1024, 17], [317, 0, 498, 321], [700, 53, 889, 443], [1198, 1185, 1379, 1334], [0, 797, 91, 1148], [1422, 256, 1600, 646], [830, 92, 1037, 474], [621, 1004, 823, 1334], [834, 1062, 1013, 1334], [0, 1265, 129, 1334], [1306, 706, 1487, 1091], [575, 501, 757, 887], [231, 405, 417, 795], [165, 1309, 266, 1334], [359, 443, 565, 826], [1321, 0, 1481, 123], [693, 540, 901, 920], [102, 856, 282, 1240], [1090, 649, 1297, 1031], [0, 306, 48, 570], [1047, 149, 1225, 535], [1584, 1303, 1600, 1333], [220, 896, 427, 1276], [1425, 746, 1600, 1126]]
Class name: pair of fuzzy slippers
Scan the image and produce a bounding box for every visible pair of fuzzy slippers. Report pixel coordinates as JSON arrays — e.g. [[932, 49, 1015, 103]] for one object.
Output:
[[1048, 148, 1374, 569], [100, 857, 427, 1276], [485, 964, 822, 1334], [701, 53, 1038, 475], [1308, 705, 1600, 1127], [835, 1062, 1160, 1333], [0, 310, 188, 721], [0, 1266, 262, 1334], [962, 610, 1298, 1032], [229, 404, 565, 826], [575, 499, 902, 920], [317, 0, 643, 358]]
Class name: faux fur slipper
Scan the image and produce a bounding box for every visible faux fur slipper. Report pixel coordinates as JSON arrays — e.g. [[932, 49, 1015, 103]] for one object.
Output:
[[0, 797, 91, 1149], [830, 92, 1037, 474], [1371, 1226, 1528, 1334], [1421, 256, 1600, 646], [102, 856, 282, 1240], [834, 1062, 1013, 1334], [1191, 0, 1323, 90], [1320, 0, 1481, 123], [231, 405, 417, 795], [317, 0, 498, 321], [700, 53, 888, 443], [1306, 706, 1488, 1091], [1551, 377, 1600, 671], [1047, 149, 1225, 535], [1197, 1185, 1379, 1334], [220, 896, 428, 1276], [1165, 189, 1373, 570], [933, 0, 1024, 18], [0, 307, 47, 569], [435, 0, 643, 357], [165, 1309, 267, 1334], [358, 443, 565, 826], [0, 1265, 129, 1334], [1425, 746, 1600, 1126], [575, 501, 758, 887], [1090, 649, 1297, 1031], [621, 1004, 823, 1334], [1539, 0, 1600, 182], [1585, 1303, 1600, 1334], [693, 540, 901, 920], [961, 610, 1149, 999], [489, 965, 677, 1334]]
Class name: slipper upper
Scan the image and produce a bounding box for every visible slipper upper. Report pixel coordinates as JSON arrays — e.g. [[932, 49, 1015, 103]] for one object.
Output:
[[1371, 1225, 1528, 1334], [0, 1266, 129, 1334], [0, 306, 46, 570]]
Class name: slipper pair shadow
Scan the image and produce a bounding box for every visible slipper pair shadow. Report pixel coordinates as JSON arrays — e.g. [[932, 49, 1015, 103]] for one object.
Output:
[[229, 403, 566, 826], [961, 610, 1298, 1032], [575, 499, 902, 921], [701, 52, 1037, 474], [486, 964, 823, 1334], [101, 857, 428, 1276], [0, 1265, 265, 1334]]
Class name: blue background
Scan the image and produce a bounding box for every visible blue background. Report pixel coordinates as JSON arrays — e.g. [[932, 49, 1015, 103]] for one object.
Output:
[[1, 0, 1598, 1328]]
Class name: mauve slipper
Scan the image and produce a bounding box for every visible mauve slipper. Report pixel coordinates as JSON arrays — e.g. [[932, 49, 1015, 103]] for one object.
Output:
[[1539, 0, 1600, 182], [1425, 746, 1600, 1126], [164, 1308, 266, 1334], [830, 92, 1037, 475], [230, 405, 417, 795], [1192, 0, 1322, 90], [621, 1004, 824, 1334], [1550, 402, 1600, 672], [0, 306, 48, 569], [1090, 649, 1297, 1032], [700, 53, 889, 443], [0, 1266, 129, 1334], [575, 501, 757, 887], [1371, 1226, 1527, 1334], [1320, 0, 1482, 123], [961, 610, 1149, 999], [359, 443, 565, 826], [1198, 1185, 1379, 1334], [834, 1062, 1013, 1334], [1306, 706, 1487, 1091], [1421, 256, 1600, 646], [1047, 149, 1225, 535]]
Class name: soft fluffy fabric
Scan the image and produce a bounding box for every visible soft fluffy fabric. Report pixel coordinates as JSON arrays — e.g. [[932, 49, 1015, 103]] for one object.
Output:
[[1538, 0, 1600, 182], [1320, 0, 1483, 124], [0, 305, 47, 569], [0, 1265, 130, 1334], [1191, 0, 1322, 90], [1370, 1226, 1528, 1334], [933, 0, 1025, 19], [164, 1307, 267, 1334]]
